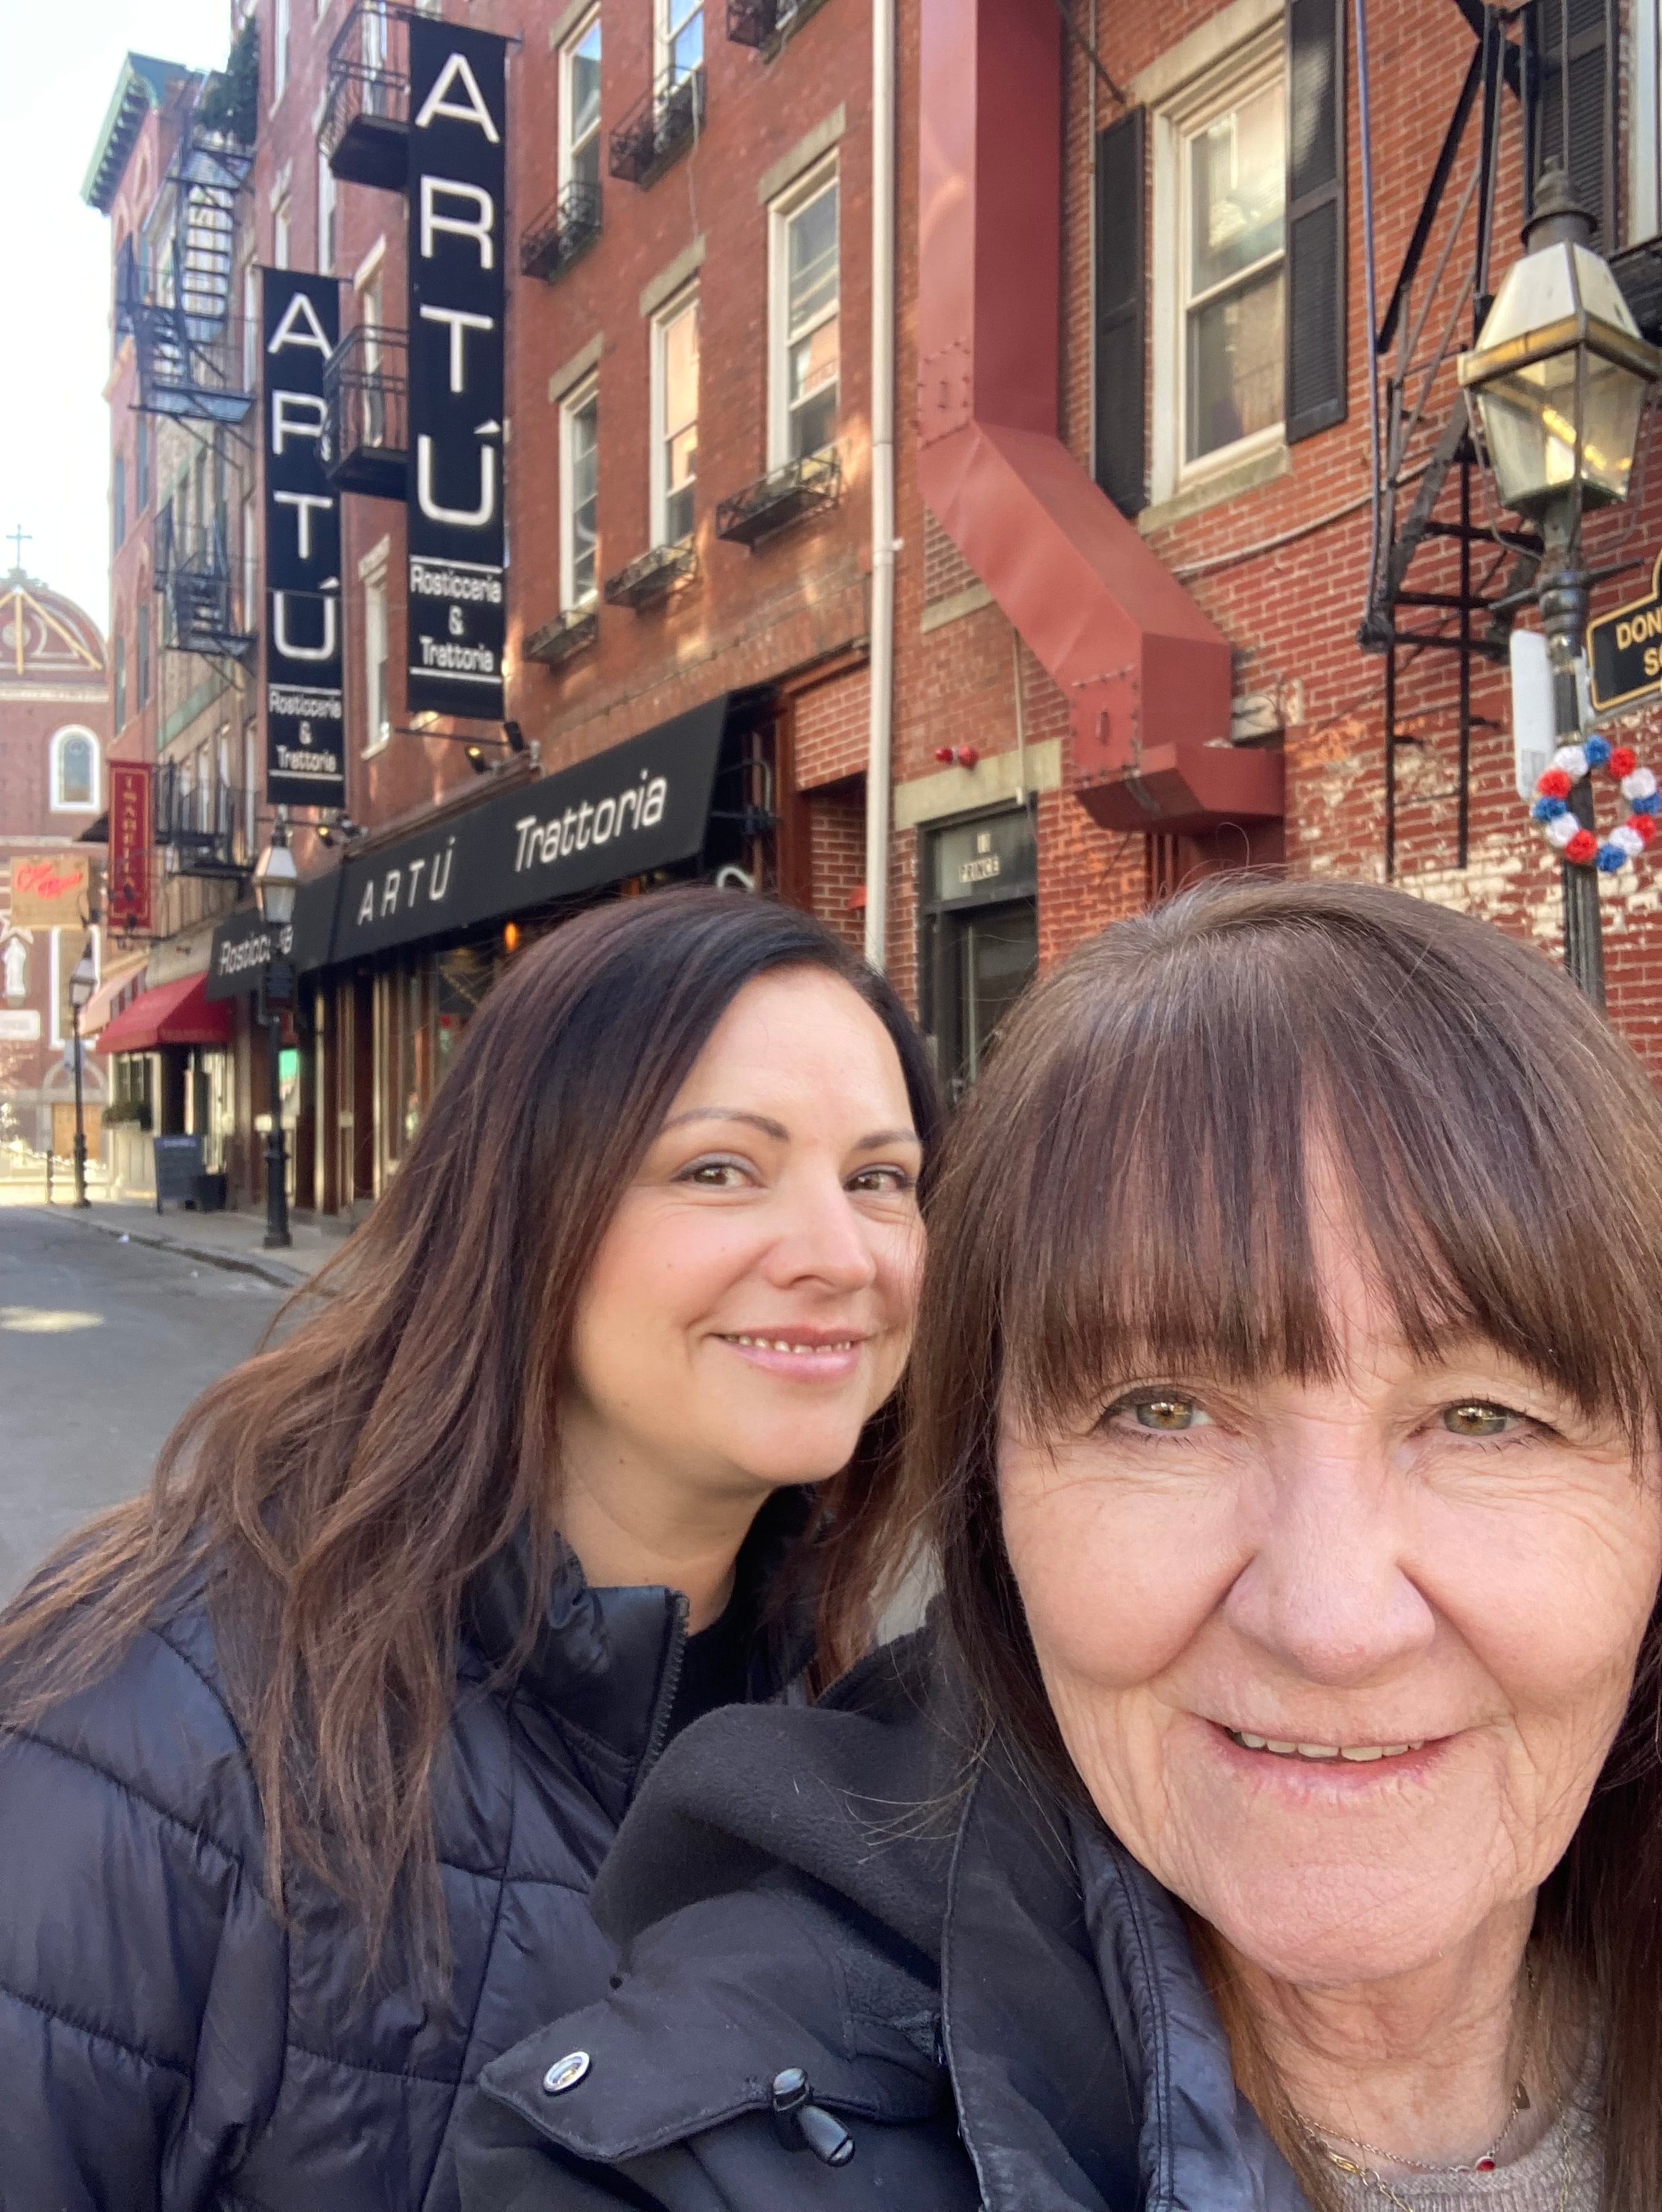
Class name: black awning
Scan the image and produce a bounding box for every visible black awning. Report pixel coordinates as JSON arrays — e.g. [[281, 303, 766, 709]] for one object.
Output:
[[325, 695, 729, 965], [205, 870, 342, 1001]]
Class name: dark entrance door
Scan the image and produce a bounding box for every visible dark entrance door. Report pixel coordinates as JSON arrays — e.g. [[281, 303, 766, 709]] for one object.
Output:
[[922, 804, 1039, 1098]]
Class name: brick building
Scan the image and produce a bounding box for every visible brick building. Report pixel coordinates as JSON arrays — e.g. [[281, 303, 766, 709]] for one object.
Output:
[[0, 565, 110, 1158], [882, 0, 1662, 1088], [83, 36, 261, 1199], [85, 0, 1662, 1223]]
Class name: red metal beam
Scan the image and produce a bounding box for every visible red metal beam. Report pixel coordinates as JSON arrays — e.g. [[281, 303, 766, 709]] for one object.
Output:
[[916, 0, 1282, 831]]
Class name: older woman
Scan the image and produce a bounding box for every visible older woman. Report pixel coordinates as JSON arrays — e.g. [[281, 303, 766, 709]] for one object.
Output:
[[459, 877, 1662, 2212]]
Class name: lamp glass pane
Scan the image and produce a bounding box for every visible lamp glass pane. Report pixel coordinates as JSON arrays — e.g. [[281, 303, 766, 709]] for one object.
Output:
[[1476, 349, 1648, 509]]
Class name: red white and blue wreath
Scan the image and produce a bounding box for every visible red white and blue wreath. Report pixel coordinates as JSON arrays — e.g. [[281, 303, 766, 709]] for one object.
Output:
[[1529, 735, 1662, 874]]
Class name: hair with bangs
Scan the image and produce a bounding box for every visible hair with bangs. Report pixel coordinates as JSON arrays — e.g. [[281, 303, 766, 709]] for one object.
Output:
[[900, 876, 1662, 2212]]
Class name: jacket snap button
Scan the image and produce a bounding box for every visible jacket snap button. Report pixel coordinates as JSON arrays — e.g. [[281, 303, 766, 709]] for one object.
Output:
[[542, 2050, 591, 2095]]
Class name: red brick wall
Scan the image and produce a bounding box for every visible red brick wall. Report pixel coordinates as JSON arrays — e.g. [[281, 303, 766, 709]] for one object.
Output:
[[806, 781, 866, 949]]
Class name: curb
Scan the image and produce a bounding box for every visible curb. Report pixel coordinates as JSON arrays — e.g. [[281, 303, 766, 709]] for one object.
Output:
[[23, 1206, 314, 1294]]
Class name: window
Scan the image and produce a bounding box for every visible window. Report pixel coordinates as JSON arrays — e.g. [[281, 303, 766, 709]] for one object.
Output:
[[113, 634, 127, 729], [241, 489, 258, 630], [274, 196, 292, 271], [658, 0, 703, 85], [561, 13, 602, 191], [652, 293, 699, 547], [113, 454, 126, 547], [560, 377, 600, 610], [362, 567, 390, 754], [770, 165, 840, 465], [317, 147, 336, 273], [243, 263, 259, 393], [1181, 80, 1284, 464], [136, 602, 151, 711], [50, 727, 100, 812], [273, 0, 291, 102]]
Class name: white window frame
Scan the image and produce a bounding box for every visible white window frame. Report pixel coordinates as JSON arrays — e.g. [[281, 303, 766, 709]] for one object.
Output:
[[1149, 24, 1285, 504], [559, 373, 600, 612], [1630, 0, 1661, 246], [241, 488, 258, 633], [767, 155, 840, 469], [359, 540, 390, 755], [559, 9, 602, 192], [273, 196, 292, 271], [650, 287, 700, 549], [317, 146, 337, 273], [49, 726, 101, 813], [655, 0, 703, 87], [273, 0, 292, 105]]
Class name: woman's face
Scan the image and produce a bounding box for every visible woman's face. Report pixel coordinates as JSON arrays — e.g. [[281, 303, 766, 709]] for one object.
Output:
[[999, 1205, 1662, 1993], [565, 968, 925, 1502]]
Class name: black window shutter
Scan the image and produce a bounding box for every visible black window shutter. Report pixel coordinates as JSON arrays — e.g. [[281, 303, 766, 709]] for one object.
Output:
[[1284, 0, 1347, 443], [1094, 107, 1147, 518], [1283, 0, 1354, 442], [1528, 0, 1615, 248]]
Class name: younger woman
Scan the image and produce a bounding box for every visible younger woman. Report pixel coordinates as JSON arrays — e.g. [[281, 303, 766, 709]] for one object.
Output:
[[0, 885, 938, 2211]]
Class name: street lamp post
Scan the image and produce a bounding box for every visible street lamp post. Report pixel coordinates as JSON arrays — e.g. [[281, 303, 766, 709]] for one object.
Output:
[[252, 823, 298, 1251], [1458, 159, 1662, 1004], [67, 943, 97, 1210]]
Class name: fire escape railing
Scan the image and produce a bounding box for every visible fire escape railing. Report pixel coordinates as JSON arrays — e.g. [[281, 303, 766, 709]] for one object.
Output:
[[154, 511, 255, 660], [322, 3, 415, 190], [322, 322, 409, 501], [153, 758, 249, 880], [117, 121, 254, 425]]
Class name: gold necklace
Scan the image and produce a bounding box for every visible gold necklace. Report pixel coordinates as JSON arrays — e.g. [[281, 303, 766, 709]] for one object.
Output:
[[1330, 2116, 1573, 2212]]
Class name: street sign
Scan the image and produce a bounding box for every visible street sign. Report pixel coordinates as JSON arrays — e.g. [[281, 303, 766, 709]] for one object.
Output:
[[1590, 551, 1662, 713]]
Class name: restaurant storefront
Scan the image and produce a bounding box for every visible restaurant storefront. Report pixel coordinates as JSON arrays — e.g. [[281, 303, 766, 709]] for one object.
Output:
[[208, 698, 737, 1219]]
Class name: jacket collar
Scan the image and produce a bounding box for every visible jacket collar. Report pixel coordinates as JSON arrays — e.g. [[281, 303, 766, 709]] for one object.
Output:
[[943, 1755, 1311, 2212], [463, 1486, 819, 1809]]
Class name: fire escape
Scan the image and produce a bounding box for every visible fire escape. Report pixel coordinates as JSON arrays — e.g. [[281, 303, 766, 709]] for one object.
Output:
[[1359, 0, 1656, 877], [119, 126, 254, 425]]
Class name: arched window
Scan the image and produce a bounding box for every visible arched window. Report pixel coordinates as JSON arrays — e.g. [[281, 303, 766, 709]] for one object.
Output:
[[50, 726, 100, 812]]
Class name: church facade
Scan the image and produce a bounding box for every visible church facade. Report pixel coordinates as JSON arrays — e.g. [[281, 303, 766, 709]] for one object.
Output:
[[0, 564, 110, 1159]]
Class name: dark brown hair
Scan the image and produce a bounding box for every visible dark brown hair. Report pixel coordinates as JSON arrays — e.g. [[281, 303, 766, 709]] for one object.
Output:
[[898, 875, 1662, 2209], [0, 885, 941, 1981]]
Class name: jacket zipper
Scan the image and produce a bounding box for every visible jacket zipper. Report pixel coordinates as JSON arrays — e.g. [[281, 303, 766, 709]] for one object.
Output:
[[635, 1588, 691, 1791]]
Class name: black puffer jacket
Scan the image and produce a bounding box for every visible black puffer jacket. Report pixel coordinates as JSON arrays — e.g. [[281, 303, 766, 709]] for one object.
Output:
[[0, 1497, 812, 2212], [459, 1631, 1314, 2211]]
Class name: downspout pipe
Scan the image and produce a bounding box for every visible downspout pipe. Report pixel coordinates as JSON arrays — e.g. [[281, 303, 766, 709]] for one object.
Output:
[[864, 0, 897, 968], [917, 0, 1280, 833]]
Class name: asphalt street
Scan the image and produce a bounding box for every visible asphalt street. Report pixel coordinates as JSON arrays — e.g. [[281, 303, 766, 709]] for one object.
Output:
[[0, 1207, 284, 1603]]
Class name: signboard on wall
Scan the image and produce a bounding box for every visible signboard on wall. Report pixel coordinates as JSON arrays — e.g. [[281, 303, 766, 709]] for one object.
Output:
[[10, 852, 92, 928], [405, 17, 507, 721], [107, 760, 153, 933], [1590, 550, 1662, 715], [263, 268, 347, 808]]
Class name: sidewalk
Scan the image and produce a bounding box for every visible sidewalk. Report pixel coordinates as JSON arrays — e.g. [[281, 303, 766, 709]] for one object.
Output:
[[0, 1186, 350, 1291]]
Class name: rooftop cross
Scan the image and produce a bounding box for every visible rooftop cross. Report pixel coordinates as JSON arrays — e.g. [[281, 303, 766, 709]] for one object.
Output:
[[6, 525, 29, 570]]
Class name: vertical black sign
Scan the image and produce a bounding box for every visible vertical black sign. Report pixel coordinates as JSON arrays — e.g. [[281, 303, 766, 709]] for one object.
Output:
[[262, 270, 345, 808], [406, 19, 507, 721]]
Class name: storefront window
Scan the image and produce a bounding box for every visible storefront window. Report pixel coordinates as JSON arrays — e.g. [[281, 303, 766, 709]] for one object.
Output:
[[436, 948, 491, 1090]]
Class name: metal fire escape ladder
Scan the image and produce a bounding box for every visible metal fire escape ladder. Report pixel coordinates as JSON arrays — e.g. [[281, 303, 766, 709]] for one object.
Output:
[[1359, 1, 1538, 880], [125, 105, 254, 428]]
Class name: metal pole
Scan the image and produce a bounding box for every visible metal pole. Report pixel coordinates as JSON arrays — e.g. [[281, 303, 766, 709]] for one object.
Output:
[[71, 1000, 90, 1208], [264, 994, 291, 1249], [1538, 529, 1605, 1005]]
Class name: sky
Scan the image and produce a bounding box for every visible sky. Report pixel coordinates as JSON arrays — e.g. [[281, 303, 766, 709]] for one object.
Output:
[[0, 0, 231, 633]]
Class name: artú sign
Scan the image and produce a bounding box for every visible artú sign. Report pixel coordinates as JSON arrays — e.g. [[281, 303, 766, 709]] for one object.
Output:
[[405, 19, 507, 721], [11, 852, 92, 928], [1590, 550, 1662, 714], [263, 269, 346, 808], [107, 760, 152, 933]]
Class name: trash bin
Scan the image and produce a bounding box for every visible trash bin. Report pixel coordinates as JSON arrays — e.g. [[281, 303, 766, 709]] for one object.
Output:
[[193, 1171, 228, 1212]]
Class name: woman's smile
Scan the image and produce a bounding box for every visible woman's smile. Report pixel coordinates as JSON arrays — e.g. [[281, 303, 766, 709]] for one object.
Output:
[[715, 1326, 875, 1382]]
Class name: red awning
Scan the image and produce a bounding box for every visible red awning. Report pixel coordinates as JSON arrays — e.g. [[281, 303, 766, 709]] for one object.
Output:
[[95, 971, 232, 1054]]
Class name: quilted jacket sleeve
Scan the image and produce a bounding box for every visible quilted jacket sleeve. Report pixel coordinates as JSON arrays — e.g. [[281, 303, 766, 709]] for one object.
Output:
[[0, 1621, 288, 2211]]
